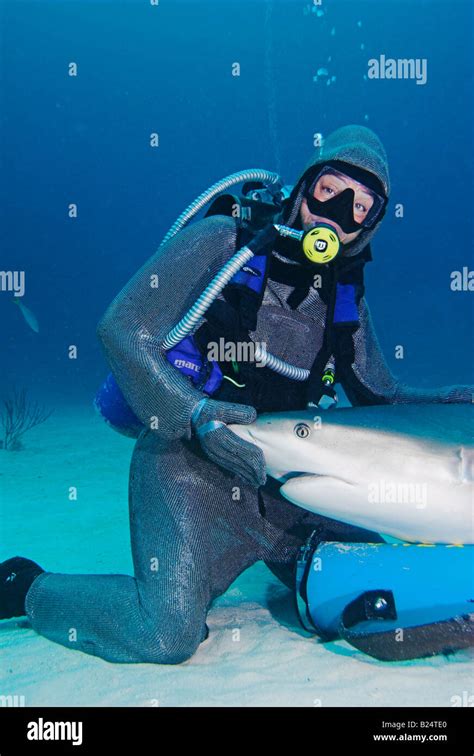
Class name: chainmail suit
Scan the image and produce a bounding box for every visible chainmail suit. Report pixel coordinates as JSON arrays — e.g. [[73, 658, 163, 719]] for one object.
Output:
[[24, 126, 472, 663]]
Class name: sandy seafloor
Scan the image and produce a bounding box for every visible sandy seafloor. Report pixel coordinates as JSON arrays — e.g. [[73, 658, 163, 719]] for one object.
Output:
[[1, 404, 472, 707]]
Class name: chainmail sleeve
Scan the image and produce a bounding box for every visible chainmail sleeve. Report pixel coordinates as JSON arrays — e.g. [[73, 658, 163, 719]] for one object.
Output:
[[349, 297, 473, 404], [96, 215, 239, 441]]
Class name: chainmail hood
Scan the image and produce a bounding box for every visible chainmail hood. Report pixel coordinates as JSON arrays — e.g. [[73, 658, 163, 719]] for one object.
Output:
[[282, 124, 390, 258]]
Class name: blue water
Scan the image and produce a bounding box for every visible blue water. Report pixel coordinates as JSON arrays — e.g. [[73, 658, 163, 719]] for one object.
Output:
[[1, 0, 473, 406]]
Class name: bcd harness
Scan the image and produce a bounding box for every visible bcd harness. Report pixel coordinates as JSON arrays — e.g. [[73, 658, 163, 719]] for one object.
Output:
[[165, 215, 388, 408]]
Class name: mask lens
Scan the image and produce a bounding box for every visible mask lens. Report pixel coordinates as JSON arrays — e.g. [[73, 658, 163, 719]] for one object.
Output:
[[361, 191, 385, 228], [306, 165, 386, 229]]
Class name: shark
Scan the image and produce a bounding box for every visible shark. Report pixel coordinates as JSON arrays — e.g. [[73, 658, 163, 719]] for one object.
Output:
[[229, 403, 474, 544]]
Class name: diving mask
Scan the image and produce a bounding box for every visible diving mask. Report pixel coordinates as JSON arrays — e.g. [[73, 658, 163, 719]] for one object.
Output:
[[304, 163, 387, 232]]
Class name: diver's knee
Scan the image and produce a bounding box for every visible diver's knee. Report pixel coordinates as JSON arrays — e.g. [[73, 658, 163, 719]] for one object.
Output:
[[133, 615, 209, 664], [137, 629, 203, 665]]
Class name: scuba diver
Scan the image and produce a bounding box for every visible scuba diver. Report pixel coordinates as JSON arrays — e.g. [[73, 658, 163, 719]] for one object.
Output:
[[1, 125, 472, 664]]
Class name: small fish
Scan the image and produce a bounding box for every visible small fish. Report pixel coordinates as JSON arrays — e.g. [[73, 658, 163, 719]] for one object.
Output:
[[13, 298, 39, 333], [317, 67, 329, 77]]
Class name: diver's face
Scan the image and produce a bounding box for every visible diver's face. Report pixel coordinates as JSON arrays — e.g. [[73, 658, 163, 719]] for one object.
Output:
[[300, 170, 376, 243]]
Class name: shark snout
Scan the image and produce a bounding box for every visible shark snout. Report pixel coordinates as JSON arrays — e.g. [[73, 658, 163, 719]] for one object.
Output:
[[228, 423, 256, 445], [229, 417, 318, 477]]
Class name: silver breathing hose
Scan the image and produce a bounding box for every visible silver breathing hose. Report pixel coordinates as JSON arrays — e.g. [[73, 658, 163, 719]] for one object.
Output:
[[253, 343, 309, 381], [161, 244, 256, 351], [160, 173, 311, 381], [160, 169, 281, 246], [161, 226, 311, 381]]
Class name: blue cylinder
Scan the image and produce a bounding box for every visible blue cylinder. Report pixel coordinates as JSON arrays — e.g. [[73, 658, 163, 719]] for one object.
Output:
[[305, 542, 474, 638], [93, 372, 144, 438]]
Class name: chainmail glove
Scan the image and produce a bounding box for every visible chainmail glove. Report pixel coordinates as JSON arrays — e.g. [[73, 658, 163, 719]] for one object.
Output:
[[191, 398, 267, 488]]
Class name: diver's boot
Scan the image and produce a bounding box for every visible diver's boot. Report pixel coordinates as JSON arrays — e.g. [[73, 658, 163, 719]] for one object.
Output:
[[0, 556, 45, 619]]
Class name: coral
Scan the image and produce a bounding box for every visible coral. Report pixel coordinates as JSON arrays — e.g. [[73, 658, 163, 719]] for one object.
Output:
[[0, 389, 53, 451]]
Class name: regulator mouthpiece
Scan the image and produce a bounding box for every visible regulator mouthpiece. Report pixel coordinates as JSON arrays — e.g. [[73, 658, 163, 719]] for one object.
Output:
[[274, 222, 341, 265], [301, 222, 340, 264]]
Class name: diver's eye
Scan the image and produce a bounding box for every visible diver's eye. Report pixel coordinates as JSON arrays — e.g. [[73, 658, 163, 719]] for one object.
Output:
[[294, 422, 311, 439], [315, 179, 341, 200], [355, 201, 368, 215], [322, 186, 335, 196]]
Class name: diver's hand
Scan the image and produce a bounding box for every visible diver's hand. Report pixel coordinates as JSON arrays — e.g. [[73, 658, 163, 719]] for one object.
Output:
[[191, 398, 267, 488]]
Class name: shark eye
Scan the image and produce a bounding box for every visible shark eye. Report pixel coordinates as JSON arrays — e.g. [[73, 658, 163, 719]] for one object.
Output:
[[294, 422, 311, 439]]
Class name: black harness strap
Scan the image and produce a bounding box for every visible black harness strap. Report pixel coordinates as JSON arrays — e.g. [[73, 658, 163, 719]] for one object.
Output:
[[293, 528, 327, 636], [305, 252, 365, 405]]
